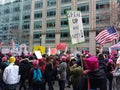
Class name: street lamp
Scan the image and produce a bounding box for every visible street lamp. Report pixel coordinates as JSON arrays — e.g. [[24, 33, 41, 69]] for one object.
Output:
[[40, 36, 42, 46]]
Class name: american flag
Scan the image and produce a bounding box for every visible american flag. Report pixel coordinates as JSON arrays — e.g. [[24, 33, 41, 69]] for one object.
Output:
[[96, 26, 119, 45]]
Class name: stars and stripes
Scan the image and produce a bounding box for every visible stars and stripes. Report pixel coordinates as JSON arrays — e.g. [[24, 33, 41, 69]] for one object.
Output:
[[96, 26, 119, 45]]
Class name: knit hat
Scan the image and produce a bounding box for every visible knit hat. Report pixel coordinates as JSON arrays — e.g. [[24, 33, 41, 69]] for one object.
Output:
[[61, 56, 66, 62], [108, 59, 113, 63], [84, 56, 99, 70], [9, 56, 16, 63], [2, 56, 8, 62], [33, 60, 39, 68]]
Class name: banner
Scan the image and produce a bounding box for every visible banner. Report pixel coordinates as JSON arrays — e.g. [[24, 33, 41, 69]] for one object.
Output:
[[33, 45, 45, 54], [50, 48, 57, 55], [67, 11, 85, 44], [56, 43, 66, 50]]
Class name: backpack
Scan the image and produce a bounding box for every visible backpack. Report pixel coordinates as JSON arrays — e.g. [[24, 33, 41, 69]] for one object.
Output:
[[33, 68, 43, 84]]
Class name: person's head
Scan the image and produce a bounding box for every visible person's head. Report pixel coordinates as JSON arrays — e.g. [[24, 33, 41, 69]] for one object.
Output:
[[97, 53, 105, 60], [32, 60, 39, 68], [9, 56, 16, 63], [61, 56, 66, 62], [2, 56, 8, 62], [84, 56, 99, 70]]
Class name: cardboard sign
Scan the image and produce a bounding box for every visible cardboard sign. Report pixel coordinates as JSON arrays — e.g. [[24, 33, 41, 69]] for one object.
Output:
[[34, 51, 42, 59], [67, 11, 85, 44], [56, 43, 66, 50], [34, 45, 45, 54]]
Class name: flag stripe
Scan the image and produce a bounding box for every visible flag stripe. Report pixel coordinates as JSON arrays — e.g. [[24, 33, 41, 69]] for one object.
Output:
[[96, 26, 119, 45]]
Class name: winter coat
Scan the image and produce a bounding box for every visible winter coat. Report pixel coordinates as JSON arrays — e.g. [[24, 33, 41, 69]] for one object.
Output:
[[112, 67, 120, 90], [70, 66, 82, 89], [77, 69, 107, 90]]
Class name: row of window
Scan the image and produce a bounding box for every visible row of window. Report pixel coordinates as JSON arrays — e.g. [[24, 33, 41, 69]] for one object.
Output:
[[33, 30, 89, 39], [2, 4, 30, 14], [35, 0, 71, 9]]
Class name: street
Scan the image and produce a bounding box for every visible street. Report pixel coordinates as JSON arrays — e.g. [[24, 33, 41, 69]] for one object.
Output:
[[17, 81, 73, 90]]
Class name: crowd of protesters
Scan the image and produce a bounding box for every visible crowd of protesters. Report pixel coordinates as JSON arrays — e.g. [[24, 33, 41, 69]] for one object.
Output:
[[0, 48, 120, 90]]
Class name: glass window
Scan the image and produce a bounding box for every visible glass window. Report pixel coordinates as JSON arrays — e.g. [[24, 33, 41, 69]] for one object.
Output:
[[22, 24, 30, 29], [23, 15, 30, 20], [84, 30, 89, 37], [82, 16, 89, 25], [47, 20, 55, 28], [77, 4, 89, 12], [61, 6, 71, 15], [34, 21, 42, 29], [46, 32, 55, 38], [4, 8, 10, 14], [96, 2, 109, 10], [13, 7, 20, 12], [47, 9, 56, 17], [96, 14, 110, 24], [61, 18, 68, 27], [33, 33, 41, 39], [12, 16, 19, 21], [23, 4, 30, 10], [61, 0, 71, 4], [35, 1, 43, 9], [34, 12, 42, 19], [47, 0, 56, 7], [61, 31, 69, 38]]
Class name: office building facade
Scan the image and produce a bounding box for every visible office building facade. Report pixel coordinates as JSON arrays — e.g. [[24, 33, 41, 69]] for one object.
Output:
[[0, 0, 119, 54]]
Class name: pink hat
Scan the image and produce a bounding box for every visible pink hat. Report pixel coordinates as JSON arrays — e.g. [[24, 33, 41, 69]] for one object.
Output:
[[33, 60, 39, 68], [2, 56, 8, 62], [108, 59, 113, 63], [61, 56, 66, 62], [84, 56, 99, 70]]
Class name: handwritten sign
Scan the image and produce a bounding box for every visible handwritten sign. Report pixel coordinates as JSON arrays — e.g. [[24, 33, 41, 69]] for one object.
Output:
[[67, 11, 85, 44]]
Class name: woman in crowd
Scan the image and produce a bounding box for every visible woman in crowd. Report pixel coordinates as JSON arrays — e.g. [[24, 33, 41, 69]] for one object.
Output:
[[44, 56, 54, 90], [57, 56, 67, 90]]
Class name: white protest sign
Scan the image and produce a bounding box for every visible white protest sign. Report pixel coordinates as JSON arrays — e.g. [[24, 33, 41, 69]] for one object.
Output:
[[34, 51, 42, 59], [67, 11, 85, 44], [2, 48, 10, 54]]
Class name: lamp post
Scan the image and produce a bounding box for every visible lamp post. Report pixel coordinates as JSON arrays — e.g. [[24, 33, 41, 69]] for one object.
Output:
[[40, 37, 42, 46]]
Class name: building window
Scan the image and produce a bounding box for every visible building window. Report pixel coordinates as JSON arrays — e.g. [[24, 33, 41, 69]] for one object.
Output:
[[47, 0, 56, 7], [33, 33, 40, 39], [47, 9, 56, 17], [96, 14, 110, 24], [61, 31, 69, 38], [84, 30, 89, 37], [61, 18, 68, 27], [22, 24, 30, 29], [34, 21, 42, 29], [77, 4, 89, 12], [96, 2, 109, 10], [61, 0, 71, 4], [23, 4, 30, 10], [12, 16, 19, 21], [61, 6, 71, 15], [47, 20, 55, 28], [46, 32, 55, 38], [82, 16, 89, 25], [13, 7, 20, 12], [35, 1, 43, 9], [4, 9, 10, 14], [34, 12, 42, 19], [23, 15, 30, 20]]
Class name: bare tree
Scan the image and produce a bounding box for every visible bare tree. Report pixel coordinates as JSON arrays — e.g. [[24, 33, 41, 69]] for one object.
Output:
[[96, 1, 120, 29], [9, 29, 29, 44]]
